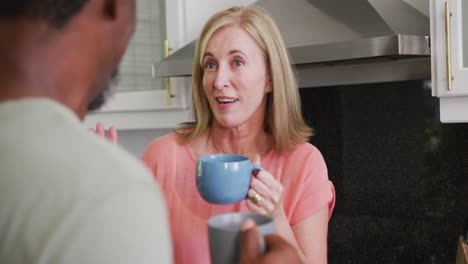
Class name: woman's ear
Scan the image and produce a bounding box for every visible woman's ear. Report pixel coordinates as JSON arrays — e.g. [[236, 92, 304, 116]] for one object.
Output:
[[265, 74, 272, 93]]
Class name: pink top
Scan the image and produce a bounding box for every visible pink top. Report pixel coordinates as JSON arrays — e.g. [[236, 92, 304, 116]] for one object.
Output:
[[142, 133, 335, 264]]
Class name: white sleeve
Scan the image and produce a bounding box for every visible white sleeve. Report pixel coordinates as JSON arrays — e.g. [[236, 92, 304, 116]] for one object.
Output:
[[40, 184, 173, 264]]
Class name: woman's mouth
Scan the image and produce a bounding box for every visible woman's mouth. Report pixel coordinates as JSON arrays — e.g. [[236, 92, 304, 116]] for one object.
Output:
[[216, 97, 239, 104]]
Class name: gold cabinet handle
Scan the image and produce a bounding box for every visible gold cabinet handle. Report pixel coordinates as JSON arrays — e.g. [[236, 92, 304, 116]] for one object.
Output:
[[164, 39, 174, 105], [445, 0, 453, 91]]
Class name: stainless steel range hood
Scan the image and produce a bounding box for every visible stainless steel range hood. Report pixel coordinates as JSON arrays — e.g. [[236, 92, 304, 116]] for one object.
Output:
[[156, 0, 431, 87]]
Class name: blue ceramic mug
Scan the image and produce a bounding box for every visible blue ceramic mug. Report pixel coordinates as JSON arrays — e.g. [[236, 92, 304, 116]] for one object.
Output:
[[196, 154, 263, 204]]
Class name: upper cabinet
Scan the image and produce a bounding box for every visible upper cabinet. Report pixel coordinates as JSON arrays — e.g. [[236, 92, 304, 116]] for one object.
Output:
[[84, 0, 191, 130], [431, 0, 468, 122]]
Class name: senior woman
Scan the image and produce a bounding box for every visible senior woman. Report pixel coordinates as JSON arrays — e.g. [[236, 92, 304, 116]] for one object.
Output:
[[141, 6, 335, 264]]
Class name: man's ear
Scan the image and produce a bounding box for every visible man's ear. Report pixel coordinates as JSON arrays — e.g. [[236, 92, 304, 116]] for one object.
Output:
[[98, 0, 135, 42], [103, 0, 118, 20]]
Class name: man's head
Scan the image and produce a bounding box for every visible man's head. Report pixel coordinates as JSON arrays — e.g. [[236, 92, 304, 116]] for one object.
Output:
[[0, 0, 136, 116], [0, 0, 89, 28]]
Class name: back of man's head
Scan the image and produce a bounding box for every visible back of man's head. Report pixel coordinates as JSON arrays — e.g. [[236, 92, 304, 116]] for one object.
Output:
[[0, 0, 136, 118], [0, 0, 89, 27]]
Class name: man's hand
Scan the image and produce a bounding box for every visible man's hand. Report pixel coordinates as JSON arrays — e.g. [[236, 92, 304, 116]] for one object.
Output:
[[240, 219, 304, 264]]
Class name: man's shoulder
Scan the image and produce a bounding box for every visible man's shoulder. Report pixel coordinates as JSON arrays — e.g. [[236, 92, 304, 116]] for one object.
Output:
[[27, 116, 157, 190], [0, 98, 157, 192], [70, 131, 155, 185]]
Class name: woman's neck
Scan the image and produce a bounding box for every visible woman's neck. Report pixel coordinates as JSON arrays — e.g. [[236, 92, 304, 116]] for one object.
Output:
[[203, 123, 272, 159]]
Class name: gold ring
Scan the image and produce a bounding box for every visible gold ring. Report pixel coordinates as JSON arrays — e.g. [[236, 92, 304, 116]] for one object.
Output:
[[252, 193, 263, 205]]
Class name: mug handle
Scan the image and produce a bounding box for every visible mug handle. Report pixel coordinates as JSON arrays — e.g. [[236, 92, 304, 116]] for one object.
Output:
[[245, 165, 263, 200], [252, 165, 263, 172]]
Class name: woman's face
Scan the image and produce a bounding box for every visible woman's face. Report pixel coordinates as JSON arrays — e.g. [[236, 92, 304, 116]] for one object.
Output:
[[202, 25, 271, 129]]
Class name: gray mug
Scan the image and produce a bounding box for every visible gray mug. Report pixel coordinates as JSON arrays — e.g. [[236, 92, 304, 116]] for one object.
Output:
[[208, 212, 275, 264], [196, 154, 263, 204]]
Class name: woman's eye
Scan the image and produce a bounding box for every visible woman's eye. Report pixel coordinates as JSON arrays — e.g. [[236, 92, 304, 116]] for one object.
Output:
[[204, 62, 216, 69], [233, 60, 244, 67]]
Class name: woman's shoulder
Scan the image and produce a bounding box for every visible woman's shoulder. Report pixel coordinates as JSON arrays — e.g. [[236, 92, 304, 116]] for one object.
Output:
[[146, 132, 178, 148], [142, 132, 183, 159], [277, 142, 326, 167], [287, 142, 322, 157]]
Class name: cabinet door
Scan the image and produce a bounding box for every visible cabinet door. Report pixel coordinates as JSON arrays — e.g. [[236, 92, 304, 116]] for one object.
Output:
[[84, 0, 191, 129], [431, 0, 468, 96], [100, 0, 188, 111], [430, 0, 468, 123]]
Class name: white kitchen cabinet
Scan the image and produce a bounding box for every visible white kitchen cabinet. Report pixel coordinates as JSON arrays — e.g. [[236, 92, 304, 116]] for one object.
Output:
[[85, 0, 191, 130], [430, 0, 468, 122]]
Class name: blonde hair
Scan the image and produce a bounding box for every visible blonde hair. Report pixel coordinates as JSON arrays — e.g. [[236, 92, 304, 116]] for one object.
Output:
[[176, 5, 313, 153]]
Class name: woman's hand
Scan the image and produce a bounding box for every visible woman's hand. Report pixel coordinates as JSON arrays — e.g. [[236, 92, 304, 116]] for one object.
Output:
[[246, 155, 285, 219], [89, 122, 118, 144]]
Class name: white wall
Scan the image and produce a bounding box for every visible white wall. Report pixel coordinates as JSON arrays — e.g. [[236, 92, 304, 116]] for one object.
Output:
[[118, 128, 173, 157]]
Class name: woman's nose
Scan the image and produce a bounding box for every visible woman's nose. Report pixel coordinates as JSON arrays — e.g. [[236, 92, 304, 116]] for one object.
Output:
[[214, 66, 231, 89]]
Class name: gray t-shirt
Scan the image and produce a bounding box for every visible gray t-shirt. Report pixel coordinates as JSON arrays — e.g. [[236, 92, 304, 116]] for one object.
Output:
[[0, 99, 173, 264]]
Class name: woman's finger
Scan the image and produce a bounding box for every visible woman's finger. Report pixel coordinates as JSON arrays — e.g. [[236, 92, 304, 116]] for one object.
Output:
[[247, 189, 276, 213], [91, 122, 119, 144], [250, 177, 276, 203], [245, 198, 268, 215], [108, 126, 118, 144], [96, 122, 105, 138], [256, 171, 283, 194]]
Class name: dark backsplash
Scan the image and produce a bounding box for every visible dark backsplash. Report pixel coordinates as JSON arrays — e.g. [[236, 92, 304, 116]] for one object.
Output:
[[299, 80, 468, 264]]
